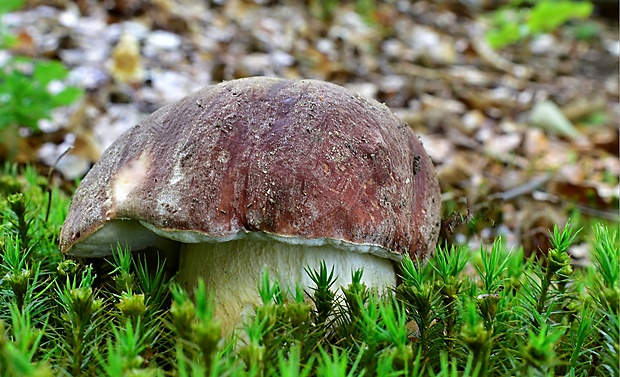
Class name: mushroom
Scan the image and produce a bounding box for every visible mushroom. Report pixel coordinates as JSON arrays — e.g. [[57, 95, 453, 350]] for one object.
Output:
[[60, 77, 441, 329]]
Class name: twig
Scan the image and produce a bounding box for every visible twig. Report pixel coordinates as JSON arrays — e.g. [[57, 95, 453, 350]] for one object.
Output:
[[468, 23, 531, 80], [491, 173, 552, 201], [45, 146, 73, 223]]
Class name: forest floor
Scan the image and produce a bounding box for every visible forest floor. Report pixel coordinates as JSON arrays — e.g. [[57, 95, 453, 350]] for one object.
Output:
[[1, 0, 618, 260]]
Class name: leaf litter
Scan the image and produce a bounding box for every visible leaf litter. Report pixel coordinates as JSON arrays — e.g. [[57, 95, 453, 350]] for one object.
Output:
[[1, 0, 617, 261]]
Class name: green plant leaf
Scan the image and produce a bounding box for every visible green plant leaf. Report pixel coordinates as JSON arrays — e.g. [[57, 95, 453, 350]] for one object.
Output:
[[528, 1, 593, 34], [33, 60, 69, 85], [485, 0, 594, 49], [0, 0, 23, 14], [53, 86, 83, 106], [487, 22, 523, 49], [1, 34, 17, 49], [0, 58, 82, 133]]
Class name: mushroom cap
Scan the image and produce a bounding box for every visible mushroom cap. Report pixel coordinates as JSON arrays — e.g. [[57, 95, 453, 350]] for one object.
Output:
[[60, 77, 441, 261]]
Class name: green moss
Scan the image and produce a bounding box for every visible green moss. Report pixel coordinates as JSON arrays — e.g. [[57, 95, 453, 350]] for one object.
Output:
[[0, 165, 618, 376]]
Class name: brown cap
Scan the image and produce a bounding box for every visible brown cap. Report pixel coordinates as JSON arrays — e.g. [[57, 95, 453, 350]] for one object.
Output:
[[60, 77, 441, 261]]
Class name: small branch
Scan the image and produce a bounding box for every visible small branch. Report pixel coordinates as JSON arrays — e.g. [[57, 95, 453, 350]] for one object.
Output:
[[46, 146, 73, 223]]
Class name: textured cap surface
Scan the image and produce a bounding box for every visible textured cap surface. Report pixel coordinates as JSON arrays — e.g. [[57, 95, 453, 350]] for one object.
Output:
[[60, 77, 441, 260]]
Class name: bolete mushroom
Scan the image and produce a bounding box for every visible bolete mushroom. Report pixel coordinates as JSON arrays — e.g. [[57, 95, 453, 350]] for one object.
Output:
[[60, 77, 441, 328]]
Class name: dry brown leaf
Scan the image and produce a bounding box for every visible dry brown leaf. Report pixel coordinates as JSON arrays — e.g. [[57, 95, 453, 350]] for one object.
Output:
[[108, 33, 144, 84]]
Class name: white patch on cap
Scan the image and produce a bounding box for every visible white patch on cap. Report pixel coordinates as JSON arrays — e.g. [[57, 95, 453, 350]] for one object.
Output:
[[113, 157, 147, 203], [169, 155, 185, 185]]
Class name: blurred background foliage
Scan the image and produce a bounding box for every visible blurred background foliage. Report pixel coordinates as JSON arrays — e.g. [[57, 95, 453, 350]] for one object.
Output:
[[0, 0, 617, 254]]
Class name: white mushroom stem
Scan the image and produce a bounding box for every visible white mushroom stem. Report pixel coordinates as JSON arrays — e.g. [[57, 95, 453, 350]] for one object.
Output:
[[177, 238, 397, 331]]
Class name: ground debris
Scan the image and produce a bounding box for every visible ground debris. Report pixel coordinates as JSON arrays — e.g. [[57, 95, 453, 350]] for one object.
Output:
[[1, 0, 617, 251]]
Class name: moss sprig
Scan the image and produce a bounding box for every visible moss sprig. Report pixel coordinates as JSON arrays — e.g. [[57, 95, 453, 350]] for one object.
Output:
[[0, 164, 618, 376]]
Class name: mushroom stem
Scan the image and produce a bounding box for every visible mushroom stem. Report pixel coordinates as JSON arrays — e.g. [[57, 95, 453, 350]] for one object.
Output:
[[177, 238, 397, 330]]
